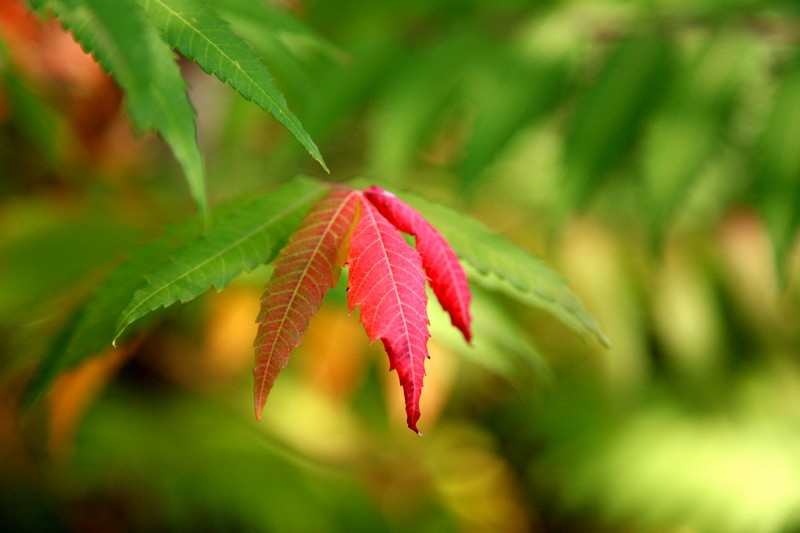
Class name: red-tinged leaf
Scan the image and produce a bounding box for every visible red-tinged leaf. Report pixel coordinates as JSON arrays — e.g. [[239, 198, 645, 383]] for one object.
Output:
[[364, 186, 472, 342], [346, 196, 430, 434], [253, 189, 360, 420]]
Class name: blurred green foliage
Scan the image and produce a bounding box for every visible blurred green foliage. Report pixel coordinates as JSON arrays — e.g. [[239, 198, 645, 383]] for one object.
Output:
[[3, 0, 800, 531]]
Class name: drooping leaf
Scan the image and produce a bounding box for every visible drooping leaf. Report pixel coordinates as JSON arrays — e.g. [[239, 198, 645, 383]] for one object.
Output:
[[114, 177, 330, 341], [0, 212, 137, 323], [460, 46, 569, 194], [293, 31, 404, 144], [754, 58, 800, 282], [346, 197, 430, 434], [138, 0, 328, 172], [642, 32, 748, 240], [23, 218, 201, 408], [563, 34, 672, 209], [253, 188, 360, 419], [30, 0, 207, 215], [1, 67, 65, 166], [363, 185, 471, 342], [367, 34, 471, 181], [397, 190, 609, 347]]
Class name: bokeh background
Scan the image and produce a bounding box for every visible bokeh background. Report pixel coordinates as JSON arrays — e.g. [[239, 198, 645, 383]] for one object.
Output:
[[3, 0, 800, 531]]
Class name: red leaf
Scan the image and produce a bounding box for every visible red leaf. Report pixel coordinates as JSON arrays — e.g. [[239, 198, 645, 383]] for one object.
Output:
[[253, 189, 360, 420], [364, 186, 472, 342], [346, 196, 430, 434]]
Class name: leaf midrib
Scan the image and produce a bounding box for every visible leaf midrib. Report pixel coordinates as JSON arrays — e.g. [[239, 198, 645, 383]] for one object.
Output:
[[256, 191, 357, 401], [367, 203, 417, 377]]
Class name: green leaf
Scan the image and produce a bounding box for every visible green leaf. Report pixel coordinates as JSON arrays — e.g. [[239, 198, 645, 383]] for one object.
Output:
[[754, 59, 800, 281], [563, 34, 672, 209], [367, 37, 469, 182], [114, 176, 331, 341], [23, 0, 50, 16], [22, 218, 201, 408], [429, 286, 551, 384], [398, 191, 609, 347], [1, 69, 64, 166], [29, 0, 207, 215], [138, 0, 328, 172], [212, 0, 344, 63], [0, 213, 139, 324], [460, 48, 568, 194], [642, 32, 749, 239], [211, 0, 345, 102]]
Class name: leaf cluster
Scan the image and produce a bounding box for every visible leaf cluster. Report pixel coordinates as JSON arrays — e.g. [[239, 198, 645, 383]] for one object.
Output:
[[27, 0, 328, 216], [26, 176, 603, 431]]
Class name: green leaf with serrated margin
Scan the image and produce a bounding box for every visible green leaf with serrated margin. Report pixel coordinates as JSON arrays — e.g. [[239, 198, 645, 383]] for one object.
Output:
[[138, 0, 328, 172], [399, 191, 609, 347], [22, 219, 201, 408], [114, 177, 331, 341], [30, 0, 207, 215]]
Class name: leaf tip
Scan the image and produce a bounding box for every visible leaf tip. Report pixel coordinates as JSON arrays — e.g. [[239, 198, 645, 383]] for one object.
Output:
[[254, 393, 266, 422], [314, 153, 330, 174], [111, 324, 127, 348], [404, 396, 423, 435], [458, 323, 473, 344], [598, 331, 612, 349]]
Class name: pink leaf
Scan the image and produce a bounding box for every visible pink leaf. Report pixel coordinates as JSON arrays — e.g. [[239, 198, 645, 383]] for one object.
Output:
[[364, 186, 472, 342], [253, 189, 360, 420], [346, 195, 430, 434]]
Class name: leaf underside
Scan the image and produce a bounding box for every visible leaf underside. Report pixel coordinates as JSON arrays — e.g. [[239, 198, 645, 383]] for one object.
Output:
[[364, 185, 472, 342], [346, 197, 430, 434], [139, 0, 327, 172], [253, 188, 360, 419], [31, 0, 207, 214]]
